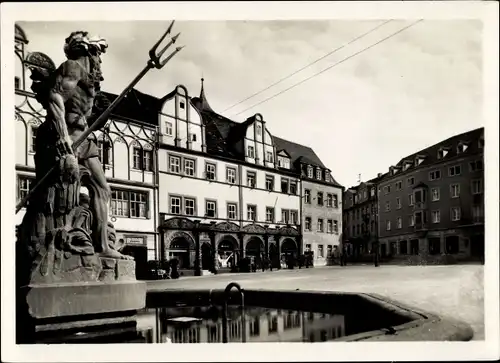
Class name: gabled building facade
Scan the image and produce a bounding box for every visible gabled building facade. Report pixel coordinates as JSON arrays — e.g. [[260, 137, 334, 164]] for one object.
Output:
[[377, 127, 485, 262]]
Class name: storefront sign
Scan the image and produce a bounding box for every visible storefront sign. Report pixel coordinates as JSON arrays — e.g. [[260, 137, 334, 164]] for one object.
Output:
[[125, 236, 146, 246]]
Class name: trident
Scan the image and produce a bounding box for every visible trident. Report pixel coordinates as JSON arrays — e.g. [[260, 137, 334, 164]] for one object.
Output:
[[15, 21, 184, 214]]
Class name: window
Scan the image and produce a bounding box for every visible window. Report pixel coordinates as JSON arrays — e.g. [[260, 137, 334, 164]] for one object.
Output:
[[97, 139, 112, 165], [307, 167, 313, 178], [304, 189, 311, 204], [478, 138, 484, 149], [136, 148, 153, 171], [386, 220, 391, 231], [169, 196, 181, 215], [414, 189, 426, 204], [206, 200, 217, 218], [17, 176, 33, 202], [333, 194, 339, 208], [256, 124, 262, 136], [249, 317, 260, 337], [205, 163, 216, 180], [397, 217, 402, 229], [15, 76, 20, 89], [184, 158, 195, 176], [189, 133, 197, 142], [169, 155, 181, 173], [396, 198, 401, 209], [268, 315, 278, 334], [30, 126, 38, 152], [451, 207, 461, 221], [110, 190, 148, 218], [226, 167, 236, 184], [472, 205, 484, 222], [431, 188, 440, 201], [408, 194, 414, 206], [247, 172, 256, 188], [266, 207, 275, 223], [326, 194, 333, 207], [333, 220, 339, 234], [449, 165, 461, 177], [395, 181, 402, 190], [289, 181, 297, 195], [407, 177, 415, 186], [327, 220, 333, 233], [445, 236, 459, 254], [432, 210, 440, 223], [317, 219, 324, 232], [290, 210, 298, 225], [450, 184, 460, 198], [472, 179, 483, 194], [265, 175, 274, 191], [165, 121, 173, 136], [469, 160, 483, 172], [281, 178, 289, 193], [409, 215, 415, 227], [410, 239, 419, 255], [180, 101, 185, 109], [384, 186, 391, 194], [370, 188, 375, 197], [247, 205, 257, 221], [247, 145, 255, 159], [185, 198, 196, 216], [227, 203, 237, 220], [318, 245, 324, 258], [305, 217, 312, 231], [429, 170, 441, 181], [281, 209, 289, 224], [385, 201, 391, 212], [317, 192, 324, 206], [265, 151, 273, 163], [316, 169, 322, 180]]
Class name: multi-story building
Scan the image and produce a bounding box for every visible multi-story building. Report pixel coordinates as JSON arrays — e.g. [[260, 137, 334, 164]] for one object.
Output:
[[342, 173, 385, 258], [377, 127, 484, 262], [274, 140, 344, 266], [14, 25, 160, 278], [14, 25, 343, 275]]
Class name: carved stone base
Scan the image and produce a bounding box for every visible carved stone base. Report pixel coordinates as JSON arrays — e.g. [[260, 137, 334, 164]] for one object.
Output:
[[29, 255, 137, 284], [17, 280, 147, 344]]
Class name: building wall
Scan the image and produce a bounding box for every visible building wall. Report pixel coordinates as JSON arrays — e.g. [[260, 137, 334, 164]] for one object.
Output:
[[302, 180, 342, 265], [377, 150, 484, 259]]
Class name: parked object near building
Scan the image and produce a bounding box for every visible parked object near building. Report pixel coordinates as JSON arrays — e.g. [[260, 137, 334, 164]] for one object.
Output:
[[377, 127, 484, 264]]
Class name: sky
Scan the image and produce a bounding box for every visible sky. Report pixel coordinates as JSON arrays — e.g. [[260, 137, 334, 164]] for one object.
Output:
[[17, 20, 483, 188]]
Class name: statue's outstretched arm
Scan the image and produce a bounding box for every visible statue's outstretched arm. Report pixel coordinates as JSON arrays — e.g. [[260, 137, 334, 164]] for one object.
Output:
[[48, 60, 82, 148]]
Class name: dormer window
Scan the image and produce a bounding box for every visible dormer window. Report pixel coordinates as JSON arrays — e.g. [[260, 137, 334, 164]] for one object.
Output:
[[457, 142, 469, 154], [390, 166, 400, 175], [256, 124, 262, 136], [307, 166, 313, 178], [402, 161, 412, 171], [325, 171, 330, 182], [316, 169, 322, 180], [415, 155, 425, 166], [438, 147, 450, 159]]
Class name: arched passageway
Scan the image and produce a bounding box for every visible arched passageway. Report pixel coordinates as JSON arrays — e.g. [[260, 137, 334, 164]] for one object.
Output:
[[217, 237, 239, 268], [281, 238, 298, 258], [245, 237, 264, 258], [169, 237, 193, 269]]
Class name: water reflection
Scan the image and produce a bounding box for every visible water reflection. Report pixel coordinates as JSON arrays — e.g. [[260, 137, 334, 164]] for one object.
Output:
[[136, 306, 346, 343]]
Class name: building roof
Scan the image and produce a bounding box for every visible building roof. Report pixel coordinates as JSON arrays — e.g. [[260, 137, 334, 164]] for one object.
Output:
[[100, 89, 161, 126], [381, 127, 484, 182], [191, 79, 343, 187]]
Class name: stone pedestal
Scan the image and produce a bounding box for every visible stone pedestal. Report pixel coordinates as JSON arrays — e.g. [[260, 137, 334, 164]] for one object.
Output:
[[18, 280, 147, 344]]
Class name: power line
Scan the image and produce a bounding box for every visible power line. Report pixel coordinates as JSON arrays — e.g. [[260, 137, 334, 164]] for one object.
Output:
[[231, 19, 423, 118], [222, 20, 393, 113]]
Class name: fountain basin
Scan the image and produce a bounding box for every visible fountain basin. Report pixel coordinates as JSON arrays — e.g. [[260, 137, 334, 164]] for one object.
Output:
[[142, 288, 474, 342]]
